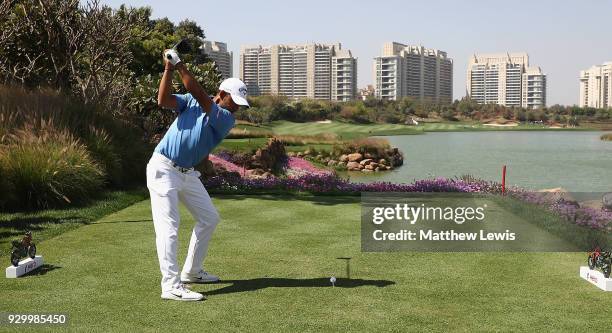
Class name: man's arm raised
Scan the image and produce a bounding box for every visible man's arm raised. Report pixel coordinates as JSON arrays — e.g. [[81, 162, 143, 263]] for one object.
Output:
[[157, 60, 178, 109], [158, 49, 214, 113], [175, 63, 214, 114]]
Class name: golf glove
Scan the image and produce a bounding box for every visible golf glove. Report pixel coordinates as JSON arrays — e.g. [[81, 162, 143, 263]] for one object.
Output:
[[164, 49, 181, 66]]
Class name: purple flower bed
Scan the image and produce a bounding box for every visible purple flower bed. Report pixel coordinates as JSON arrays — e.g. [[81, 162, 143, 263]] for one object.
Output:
[[202, 172, 483, 194], [512, 192, 612, 231], [208, 152, 611, 232]]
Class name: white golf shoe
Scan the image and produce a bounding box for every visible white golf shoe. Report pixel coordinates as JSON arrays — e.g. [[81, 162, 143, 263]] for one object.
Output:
[[161, 284, 205, 301], [181, 269, 220, 283]]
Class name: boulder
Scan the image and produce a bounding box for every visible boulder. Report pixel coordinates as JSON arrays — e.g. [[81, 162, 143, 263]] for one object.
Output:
[[379, 159, 387, 165], [347, 153, 363, 162], [296, 152, 303, 158], [364, 153, 373, 159], [346, 161, 361, 170], [360, 158, 373, 166], [370, 162, 379, 168], [304, 149, 312, 155], [339, 154, 349, 162], [365, 164, 375, 170], [315, 154, 323, 160], [327, 160, 337, 166], [375, 167, 380, 171]]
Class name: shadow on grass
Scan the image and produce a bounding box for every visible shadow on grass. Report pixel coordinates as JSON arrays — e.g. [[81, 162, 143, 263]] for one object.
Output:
[[23, 264, 62, 277], [201, 277, 395, 296], [0, 216, 83, 240], [213, 194, 360, 206], [90, 219, 153, 225]]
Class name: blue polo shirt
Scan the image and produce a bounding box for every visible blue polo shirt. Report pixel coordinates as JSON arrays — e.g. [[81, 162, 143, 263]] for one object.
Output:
[[154, 93, 235, 168]]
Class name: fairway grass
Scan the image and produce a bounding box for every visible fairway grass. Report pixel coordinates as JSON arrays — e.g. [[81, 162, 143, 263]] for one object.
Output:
[[270, 120, 422, 139], [2, 195, 610, 331], [270, 120, 587, 138]]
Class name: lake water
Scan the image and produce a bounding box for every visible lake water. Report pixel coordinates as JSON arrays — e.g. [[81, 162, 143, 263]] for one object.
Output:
[[348, 131, 612, 192]]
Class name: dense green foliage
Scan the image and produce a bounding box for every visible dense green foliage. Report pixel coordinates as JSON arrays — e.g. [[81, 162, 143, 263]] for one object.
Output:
[[0, 0, 222, 138], [0, 87, 151, 210], [237, 95, 612, 126], [0, 1, 221, 210]]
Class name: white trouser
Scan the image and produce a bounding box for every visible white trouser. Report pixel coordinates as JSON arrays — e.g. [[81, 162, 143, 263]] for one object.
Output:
[[146, 153, 220, 292]]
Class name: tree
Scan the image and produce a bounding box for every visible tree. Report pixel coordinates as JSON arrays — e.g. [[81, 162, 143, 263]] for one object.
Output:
[[0, 0, 82, 89], [0, 0, 145, 110]]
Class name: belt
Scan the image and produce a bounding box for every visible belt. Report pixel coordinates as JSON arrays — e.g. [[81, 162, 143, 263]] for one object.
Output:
[[151, 153, 194, 173]]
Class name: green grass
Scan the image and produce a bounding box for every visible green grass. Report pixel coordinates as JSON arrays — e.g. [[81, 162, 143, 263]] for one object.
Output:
[[284, 144, 334, 153], [270, 120, 421, 139], [234, 122, 274, 133], [1, 194, 610, 331], [214, 137, 269, 152], [0, 189, 148, 256], [270, 120, 590, 138]]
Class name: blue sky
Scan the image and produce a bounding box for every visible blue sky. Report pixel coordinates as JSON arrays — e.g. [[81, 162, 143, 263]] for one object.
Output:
[[95, 0, 612, 106]]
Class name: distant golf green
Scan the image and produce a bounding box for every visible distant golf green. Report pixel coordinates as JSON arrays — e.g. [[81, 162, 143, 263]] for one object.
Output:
[[1, 195, 610, 331], [268, 120, 585, 138], [220, 120, 589, 152], [269, 120, 421, 138]]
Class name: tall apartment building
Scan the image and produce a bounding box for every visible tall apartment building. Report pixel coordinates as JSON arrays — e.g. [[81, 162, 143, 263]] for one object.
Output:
[[240, 45, 272, 96], [200, 40, 233, 79], [466, 53, 546, 108], [373, 42, 453, 104], [579, 62, 612, 108], [240, 43, 357, 101], [522, 67, 547, 109], [332, 49, 357, 101]]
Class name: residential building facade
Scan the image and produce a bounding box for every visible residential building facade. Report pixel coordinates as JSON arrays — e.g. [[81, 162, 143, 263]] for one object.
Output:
[[239, 45, 272, 96], [200, 40, 233, 79], [579, 62, 612, 108], [331, 49, 357, 101], [466, 52, 546, 108], [240, 43, 357, 100], [522, 67, 547, 109], [374, 42, 453, 104]]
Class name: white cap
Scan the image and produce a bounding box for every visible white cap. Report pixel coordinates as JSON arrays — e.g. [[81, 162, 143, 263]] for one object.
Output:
[[219, 78, 249, 107]]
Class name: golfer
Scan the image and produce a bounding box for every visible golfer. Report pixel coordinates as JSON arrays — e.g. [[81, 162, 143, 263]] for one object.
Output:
[[147, 49, 248, 301]]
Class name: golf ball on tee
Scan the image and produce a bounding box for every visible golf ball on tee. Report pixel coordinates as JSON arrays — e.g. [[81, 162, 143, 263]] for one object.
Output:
[[330, 276, 336, 283]]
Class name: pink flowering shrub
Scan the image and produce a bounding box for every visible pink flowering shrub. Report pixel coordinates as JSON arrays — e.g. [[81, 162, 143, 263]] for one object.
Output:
[[285, 157, 334, 178], [208, 154, 245, 175]]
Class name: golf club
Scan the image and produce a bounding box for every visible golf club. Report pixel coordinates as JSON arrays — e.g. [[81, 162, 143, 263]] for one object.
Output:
[[165, 38, 192, 63]]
